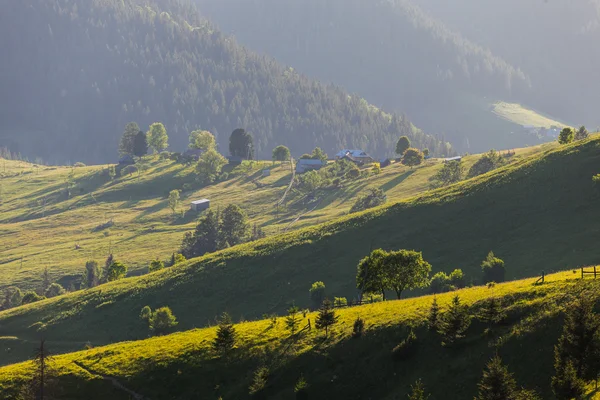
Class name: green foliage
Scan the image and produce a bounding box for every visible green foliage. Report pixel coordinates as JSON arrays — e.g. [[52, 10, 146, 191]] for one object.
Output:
[[593, 174, 600, 186], [147, 122, 169, 153], [423, 149, 430, 157], [384, 250, 431, 299], [402, 148, 424, 168], [428, 297, 440, 331], [297, 170, 324, 194], [169, 253, 186, 267], [168, 190, 180, 215], [371, 163, 382, 175], [149, 307, 178, 335], [213, 312, 237, 355], [139, 306, 152, 322], [431, 160, 464, 187], [396, 136, 411, 156], [356, 249, 388, 300], [229, 129, 254, 159], [449, 269, 466, 289], [575, 126, 589, 141], [272, 145, 291, 163], [429, 272, 453, 294], [310, 147, 328, 163], [294, 375, 309, 400], [219, 204, 250, 247], [105, 260, 127, 282], [551, 360, 585, 400], [558, 127, 575, 145], [439, 295, 471, 344], [333, 297, 348, 307], [189, 130, 216, 151], [476, 356, 518, 400], [309, 281, 326, 309], [468, 150, 503, 178], [83, 261, 100, 289], [119, 122, 140, 156], [481, 251, 506, 284], [180, 209, 220, 258], [249, 366, 269, 396], [285, 305, 301, 335], [195, 149, 228, 184], [479, 297, 505, 326], [133, 131, 148, 157], [21, 291, 44, 305], [350, 188, 387, 213], [392, 330, 417, 361], [2, 287, 23, 310], [45, 283, 65, 298], [149, 259, 165, 273], [408, 379, 430, 400], [352, 317, 365, 338], [315, 299, 338, 336], [553, 295, 600, 384]]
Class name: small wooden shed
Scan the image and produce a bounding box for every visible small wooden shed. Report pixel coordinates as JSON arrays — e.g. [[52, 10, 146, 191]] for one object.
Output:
[[190, 199, 210, 212], [262, 169, 271, 177]]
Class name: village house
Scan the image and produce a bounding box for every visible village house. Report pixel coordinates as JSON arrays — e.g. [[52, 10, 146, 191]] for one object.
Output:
[[335, 149, 374, 166], [190, 199, 210, 212], [296, 159, 325, 173]]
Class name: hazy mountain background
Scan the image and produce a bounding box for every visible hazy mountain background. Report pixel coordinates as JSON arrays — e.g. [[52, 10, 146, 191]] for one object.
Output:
[[0, 0, 450, 164]]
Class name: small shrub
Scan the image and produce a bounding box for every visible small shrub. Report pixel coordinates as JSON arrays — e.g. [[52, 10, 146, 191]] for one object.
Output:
[[294, 375, 309, 400], [309, 281, 326, 309], [140, 306, 152, 322], [45, 283, 65, 298], [350, 188, 386, 213], [392, 330, 418, 361], [149, 259, 164, 273], [333, 297, 348, 307], [21, 291, 44, 305], [149, 306, 178, 335], [352, 317, 365, 338], [482, 251, 505, 284], [249, 366, 269, 396]]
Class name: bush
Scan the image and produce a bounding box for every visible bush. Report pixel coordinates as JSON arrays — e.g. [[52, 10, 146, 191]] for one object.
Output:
[[333, 297, 348, 307], [149, 306, 178, 335], [149, 259, 164, 273], [449, 269, 465, 289], [392, 330, 418, 361], [45, 283, 65, 298], [309, 281, 326, 309], [249, 367, 269, 397], [350, 188, 387, 213], [481, 251, 505, 284], [21, 291, 44, 305], [345, 167, 360, 180], [140, 306, 152, 322], [468, 150, 503, 178], [429, 272, 451, 294], [352, 317, 365, 338], [294, 376, 309, 400]]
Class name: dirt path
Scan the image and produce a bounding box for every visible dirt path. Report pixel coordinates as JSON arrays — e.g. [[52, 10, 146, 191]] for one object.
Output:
[[73, 361, 148, 400]]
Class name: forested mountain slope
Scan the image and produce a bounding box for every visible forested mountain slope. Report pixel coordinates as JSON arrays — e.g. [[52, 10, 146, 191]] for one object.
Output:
[[417, 0, 600, 127], [197, 0, 544, 152], [1, 137, 599, 366], [0, 0, 448, 164]]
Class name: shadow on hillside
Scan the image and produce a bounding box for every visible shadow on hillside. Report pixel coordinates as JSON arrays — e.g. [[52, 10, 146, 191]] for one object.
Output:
[[379, 170, 415, 193]]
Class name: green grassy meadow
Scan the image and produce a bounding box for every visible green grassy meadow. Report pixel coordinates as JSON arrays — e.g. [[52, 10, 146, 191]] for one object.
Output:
[[1, 136, 598, 368], [1, 271, 599, 399]]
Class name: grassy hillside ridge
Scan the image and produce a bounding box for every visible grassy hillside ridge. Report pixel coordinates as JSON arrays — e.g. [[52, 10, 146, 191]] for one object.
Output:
[[0, 271, 598, 399], [0, 137, 597, 366], [0, 144, 550, 292], [493, 102, 570, 129]]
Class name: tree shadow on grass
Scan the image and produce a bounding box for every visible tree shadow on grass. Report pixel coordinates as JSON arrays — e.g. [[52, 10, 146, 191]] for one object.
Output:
[[379, 170, 415, 193]]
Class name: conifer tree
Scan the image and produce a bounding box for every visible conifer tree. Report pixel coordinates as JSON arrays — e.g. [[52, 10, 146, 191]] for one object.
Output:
[[428, 297, 440, 331], [213, 312, 237, 355], [285, 305, 301, 335], [552, 295, 600, 396], [316, 299, 339, 337], [101, 254, 114, 284], [477, 356, 518, 400], [408, 379, 430, 400], [439, 295, 471, 344], [480, 297, 505, 326], [41, 267, 51, 294]]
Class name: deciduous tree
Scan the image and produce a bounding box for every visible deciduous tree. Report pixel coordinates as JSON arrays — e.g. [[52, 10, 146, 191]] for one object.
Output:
[[575, 125, 589, 141], [309, 281, 326, 309], [189, 130, 216, 150], [147, 122, 169, 153], [168, 190, 180, 215], [481, 251, 506, 284], [196, 149, 228, 183], [149, 306, 178, 335], [356, 249, 388, 300], [219, 204, 249, 247], [105, 260, 127, 282], [402, 148, 424, 168], [383, 250, 431, 299], [272, 145, 291, 163], [119, 122, 140, 156], [558, 127, 575, 145]]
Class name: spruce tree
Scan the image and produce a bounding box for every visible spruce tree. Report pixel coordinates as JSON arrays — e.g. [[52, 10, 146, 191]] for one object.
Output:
[[480, 297, 505, 326], [213, 312, 237, 355], [552, 295, 600, 396], [477, 356, 518, 400], [408, 379, 430, 400], [285, 305, 301, 335], [439, 295, 471, 344], [316, 299, 339, 337], [428, 297, 440, 331]]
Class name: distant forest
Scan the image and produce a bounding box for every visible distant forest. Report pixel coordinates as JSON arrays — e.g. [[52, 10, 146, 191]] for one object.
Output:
[[0, 0, 451, 164], [197, 0, 534, 150]]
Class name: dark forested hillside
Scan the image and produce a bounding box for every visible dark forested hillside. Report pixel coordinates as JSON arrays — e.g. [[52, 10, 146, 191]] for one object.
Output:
[[417, 0, 600, 127], [0, 0, 450, 163], [197, 0, 537, 153]]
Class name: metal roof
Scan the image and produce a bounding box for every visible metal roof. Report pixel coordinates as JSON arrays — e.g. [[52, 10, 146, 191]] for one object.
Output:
[[191, 199, 210, 205]]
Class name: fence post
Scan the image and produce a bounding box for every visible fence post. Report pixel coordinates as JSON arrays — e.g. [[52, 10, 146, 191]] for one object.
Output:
[[582, 267, 584, 280]]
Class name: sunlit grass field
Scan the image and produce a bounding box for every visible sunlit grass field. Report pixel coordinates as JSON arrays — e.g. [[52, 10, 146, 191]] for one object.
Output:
[[1, 270, 599, 399]]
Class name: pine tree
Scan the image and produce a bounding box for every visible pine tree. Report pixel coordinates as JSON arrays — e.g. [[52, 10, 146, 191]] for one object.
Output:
[[316, 299, 339, 337], [285, 305, 301, 335], [477, 356, 518, 400], [41, 267, 51, 294], [101, 254, 114, 283], [408, 379, 430, 400], [480, 297, 505, 326], [428, 297, 440, 331], [439, 295, 471, 344], [552, 295, 600, 395], [31, 339, 54, 400], [213, 312, 237, 355]]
